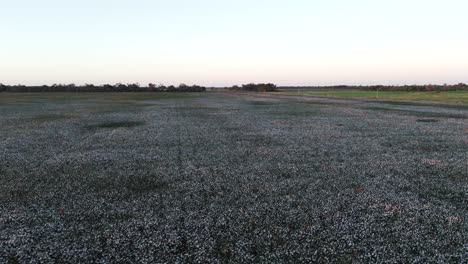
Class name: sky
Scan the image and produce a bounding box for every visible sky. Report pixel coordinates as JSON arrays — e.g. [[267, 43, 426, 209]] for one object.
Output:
[[1, 0, 467, 86]]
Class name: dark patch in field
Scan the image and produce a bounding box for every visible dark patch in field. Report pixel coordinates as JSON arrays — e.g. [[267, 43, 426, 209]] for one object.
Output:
[[63, 211, 134, 226], [85, 121, 145, 129], [299, 101, 340, 107], [222, 126, 243, 132], [9, 188, 32, 201], [88, 174, 171, 194], [6, 255, 20, 264], [413, 140, 450, 153], [236, 134, 278, 145], [248, 100, 280, 106], [417, 119, 439, 123], [176, 106, 216, 110], [381, 138, 453, 153], [32, 114, 74, 122], [365, 107, 466, 119], [276, 110, 320, 117], [125, 177, 170, 193], [408, 169, 468, 209], [430, 189, 467, 206]]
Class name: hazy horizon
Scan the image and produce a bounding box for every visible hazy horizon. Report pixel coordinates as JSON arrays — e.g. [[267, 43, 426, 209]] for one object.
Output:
[[2, 0, 467, 86]]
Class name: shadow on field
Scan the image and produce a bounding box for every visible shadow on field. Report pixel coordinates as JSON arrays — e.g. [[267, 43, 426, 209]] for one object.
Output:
[[85, 121, 146, 129]]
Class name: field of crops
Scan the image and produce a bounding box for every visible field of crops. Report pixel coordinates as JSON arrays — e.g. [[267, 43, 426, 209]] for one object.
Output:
[[1, 92, 467, 262], [279, 90, 468, 104]]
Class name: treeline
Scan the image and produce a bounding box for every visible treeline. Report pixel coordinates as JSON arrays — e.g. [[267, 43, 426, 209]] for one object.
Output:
[[3, 83, 467, 93], [362, 83, 468, 92], [281, 83, 468, 92], [0, 83, 206, 92], [228, 83, 278, 92]]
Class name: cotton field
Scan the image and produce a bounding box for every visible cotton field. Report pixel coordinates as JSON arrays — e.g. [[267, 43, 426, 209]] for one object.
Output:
[[0, 92, 466, 263]]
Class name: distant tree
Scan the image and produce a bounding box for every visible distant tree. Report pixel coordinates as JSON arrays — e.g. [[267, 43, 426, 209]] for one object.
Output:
[[103, 84, 114, 91], [178, 84, 189, 92], [0, 82, 208, 92], [8, 84, 26, 92], [79, 83, 94, 92], [127, 83, 140, 92], [114, 83, 128, 92], [239, 83, 277, 92], [157, 84, 167, 92], [167, 85, 176, 92], [148, 83, 156, 92]]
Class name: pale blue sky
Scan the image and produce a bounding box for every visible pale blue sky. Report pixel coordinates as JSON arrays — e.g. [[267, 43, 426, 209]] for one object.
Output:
[[1, 0, 467, 86]]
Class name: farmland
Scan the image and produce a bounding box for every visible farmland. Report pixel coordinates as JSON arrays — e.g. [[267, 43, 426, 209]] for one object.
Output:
[[279, 90, 468, 104], [0, 92, 467, 262]]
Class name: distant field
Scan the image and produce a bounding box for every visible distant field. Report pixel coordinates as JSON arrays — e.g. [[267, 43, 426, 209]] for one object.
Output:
[[1, 92, 466, 262], [278, 90, 468, 104]]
